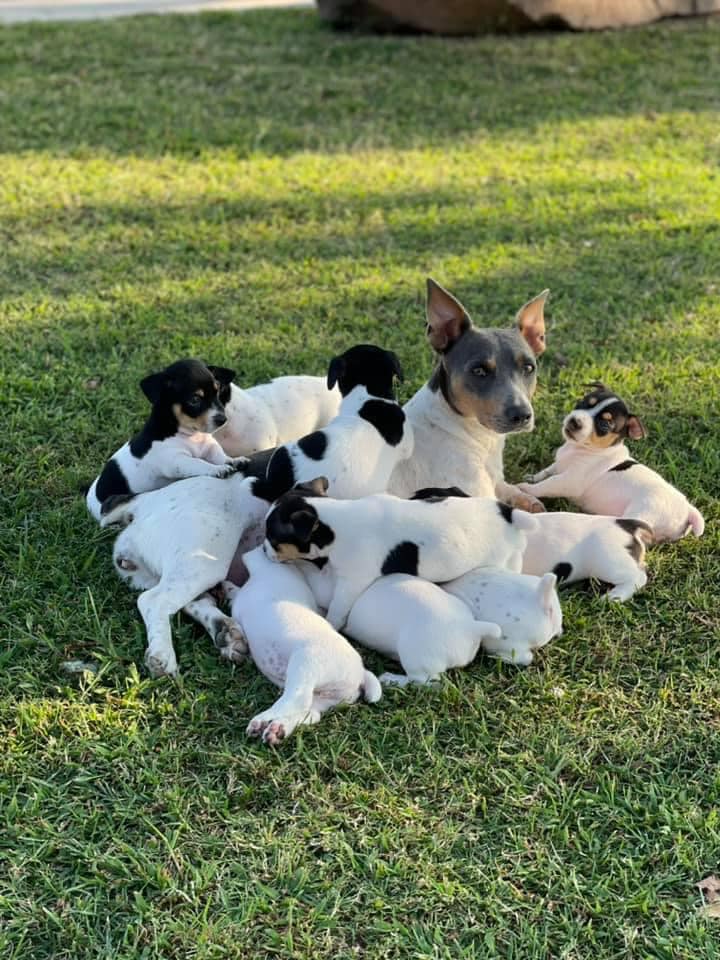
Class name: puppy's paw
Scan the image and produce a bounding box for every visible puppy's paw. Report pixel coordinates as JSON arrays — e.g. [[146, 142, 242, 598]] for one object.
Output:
[[513, 487, 546, 514], [262, 720, 286, 747], [216, 618, 248, 663], [246, 715, 270, 738], [145, 649, 179, 678]]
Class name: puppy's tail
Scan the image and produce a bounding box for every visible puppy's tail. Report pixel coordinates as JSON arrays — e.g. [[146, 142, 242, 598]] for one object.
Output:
[[510, 509, 540, 534], [100, 493, 136, 529], [687, 506, 705, 537], [360, 669, 382, 704]]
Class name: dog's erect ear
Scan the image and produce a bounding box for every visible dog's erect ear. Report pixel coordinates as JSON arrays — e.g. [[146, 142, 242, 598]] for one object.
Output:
[[327, 355, 345, 390], [207, 365, 236, 385], [516, 289, 549, 356], [626, 415, 646, 440], [290, 508, 320, 542], [426, 278, 471, 353], [388, 350, 404, 383], [139, 372, 169, 404]]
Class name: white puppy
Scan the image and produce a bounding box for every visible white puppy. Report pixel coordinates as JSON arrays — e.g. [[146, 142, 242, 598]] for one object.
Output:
[[224, 547, 381, 746], [215, 374, 341, 457], [345, 574, 501, 685], [100, 471, 276, 677], [264, 480, 538, 630], [444, 568, 562, 666], [518, 383, 704, 543], [263, 344, 413, 499], [522, 512, 653, 602]]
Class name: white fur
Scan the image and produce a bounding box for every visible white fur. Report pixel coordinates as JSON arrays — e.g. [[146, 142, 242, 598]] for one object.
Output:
[[265, 492, 538, 630], [518, 433, 704, 543], [86, 431, 242, 522], [346, 574, 501, 685], [101, 472, 271, 677], [224, 548, 381, 746], [268, 385, 413, 499], [522, 512, 651, 602], [444, 568, 562, 666], [215, 377, 342, 456]]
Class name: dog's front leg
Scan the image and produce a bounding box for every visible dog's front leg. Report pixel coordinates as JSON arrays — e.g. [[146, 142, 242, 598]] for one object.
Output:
[[527, 462, 557, 483], [326, 576, 364, 632], [495, 479, 546, 514], [246, 648, 320, 746], [516, 473, 582, 501]]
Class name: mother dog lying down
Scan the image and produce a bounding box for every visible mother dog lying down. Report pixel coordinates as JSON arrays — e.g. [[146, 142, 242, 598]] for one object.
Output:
[[263, 478, 539, 631]]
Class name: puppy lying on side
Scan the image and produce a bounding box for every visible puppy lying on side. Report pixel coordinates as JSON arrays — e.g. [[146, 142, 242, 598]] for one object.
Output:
[[263, 479, 538, 631], [263, 344, 413, 499], [86, 359, 246, 521], [100, 470, 280, 677], [444, 568, 562, 666], [518, 383, 704, 543], [215, 373, 341, 457], [224, 547, 381, 747], [345, 574, 501, 686]]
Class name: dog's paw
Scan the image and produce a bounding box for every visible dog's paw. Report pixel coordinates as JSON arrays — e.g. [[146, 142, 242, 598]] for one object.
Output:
[[216, 618, 248, 663], [145, 648, 179, 678], [262, 720, 286, 747], [246, 715, 270, 738], [513, 487, 546, 513]]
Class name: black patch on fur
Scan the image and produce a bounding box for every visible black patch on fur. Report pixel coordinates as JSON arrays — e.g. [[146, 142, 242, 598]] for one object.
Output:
[[309, 557, 329, 569], [265, 493, 335, 555], [297, 431, 328, 460], [258, 446, 296, 502], [327, 344, 403, 399], [609, 459, 637, 472], [410, 486, 470, 501], [100, 492, 136, 516], [497, 501, 513, 523], [616, 518, 654, 563], [381, 541, 419, 576], [553, 562, 573, 583], [239, 447, 276, 479], [95, 458, 132, 504], [358, 400, 406, 446]]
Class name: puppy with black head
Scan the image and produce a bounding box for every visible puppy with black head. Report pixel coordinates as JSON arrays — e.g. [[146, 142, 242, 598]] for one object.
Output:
[[262, 344, 413, 500], [518, 384, 704, 543], [86, 359, 247, 521], [264, 478, 538, 631]]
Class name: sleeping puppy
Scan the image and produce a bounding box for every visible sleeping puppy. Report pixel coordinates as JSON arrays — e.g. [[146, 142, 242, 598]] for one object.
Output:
[[263, 344, 413, 499], [263, 479, 538, 631], [215, 373, 341, 457], [223, 548, 381, 747], [517, 383, 704, 542], [86, 359, 246, 522]]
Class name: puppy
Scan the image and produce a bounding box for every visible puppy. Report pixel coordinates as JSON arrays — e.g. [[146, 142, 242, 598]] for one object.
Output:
[[444, 568, 562, 666], [263, 479, 538, 631], [86, 359, 246, 522], [517, 384, 704, 543], [214, 373, 341, 457], [522, 512, 653, 602], [223, 548, 381, 747], [345, 574, 501, 685], [100, 470, 280, 677], [263, 344, 413, 499]]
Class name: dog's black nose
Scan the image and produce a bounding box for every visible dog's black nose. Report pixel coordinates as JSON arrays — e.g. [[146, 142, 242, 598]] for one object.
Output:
[[214, 413, 227, 427], [567, 416, 580, 432], [507, 407, 532, 427]]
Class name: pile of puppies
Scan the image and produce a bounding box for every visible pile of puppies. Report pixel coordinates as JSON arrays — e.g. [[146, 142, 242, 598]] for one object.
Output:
[[87, 279, 704, 746]]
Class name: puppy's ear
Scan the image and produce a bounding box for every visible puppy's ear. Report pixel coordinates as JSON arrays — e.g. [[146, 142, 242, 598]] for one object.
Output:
[[140, 372, 169, 404], [538, 573, 557, 612], [626, 415, 646, 440], [290, 509, 319, 542], [388, 350, 404, 383], [207, 365, 236, 385], [426, 278, 471, 353], [516, 289, 549, 356], [327, 355, 345, 390]]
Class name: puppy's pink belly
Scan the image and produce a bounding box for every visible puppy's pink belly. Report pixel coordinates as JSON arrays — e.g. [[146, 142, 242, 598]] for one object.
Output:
[[579, 488, 631, 517]]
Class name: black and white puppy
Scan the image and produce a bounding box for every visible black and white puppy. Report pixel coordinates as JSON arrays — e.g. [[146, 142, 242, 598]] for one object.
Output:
[[86, 359, 246, 521], [263, 344, 413, 499], [264, 479, 538, 631]]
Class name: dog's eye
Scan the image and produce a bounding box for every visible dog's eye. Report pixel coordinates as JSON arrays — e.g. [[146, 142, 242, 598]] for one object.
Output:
[[472, 365, 491, 378], [187, 394, 203, 407], [523, 362, 535, 375]]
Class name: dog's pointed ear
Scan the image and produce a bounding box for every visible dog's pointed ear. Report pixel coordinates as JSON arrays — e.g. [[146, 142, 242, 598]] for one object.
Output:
[[516, 289, 549, 356], [207, 365, 235, 385], [327, 355, 345, 390], [290, 509, 320, 541], [626, 415, 646, 440], [426, 278, 471, 353], [388, 350, 404, 383], [139, 372, 168, 404]]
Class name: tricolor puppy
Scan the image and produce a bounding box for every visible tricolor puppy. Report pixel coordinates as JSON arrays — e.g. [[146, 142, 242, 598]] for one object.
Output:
[[444, 568, 562, 666], [263, 344, 413, 499], [86, 359, 246, 522], [263, 479, 538, 631], [223, 547, 381, 747], [100, 470, 281, 677], [345, 574, 501, 686], [214, 373, 341, 457], [517, 384, 704, 543], [523, 511, 653, 602]]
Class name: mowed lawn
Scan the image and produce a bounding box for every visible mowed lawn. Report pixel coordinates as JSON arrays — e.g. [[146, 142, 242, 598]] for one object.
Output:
[[1, 9, 719, 958]]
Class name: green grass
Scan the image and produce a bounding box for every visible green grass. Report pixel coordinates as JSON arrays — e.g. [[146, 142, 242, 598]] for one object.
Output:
[[1, 9, 719, 958]]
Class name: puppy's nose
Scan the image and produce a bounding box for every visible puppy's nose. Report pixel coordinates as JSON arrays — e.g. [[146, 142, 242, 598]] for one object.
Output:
[[567, 416, 580, 432], [213, 413, 227, 427], [507, 406, 532, 427]]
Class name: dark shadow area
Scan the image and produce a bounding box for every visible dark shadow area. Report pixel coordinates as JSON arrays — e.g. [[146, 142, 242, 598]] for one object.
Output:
[[0, 10, 718, 157]]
